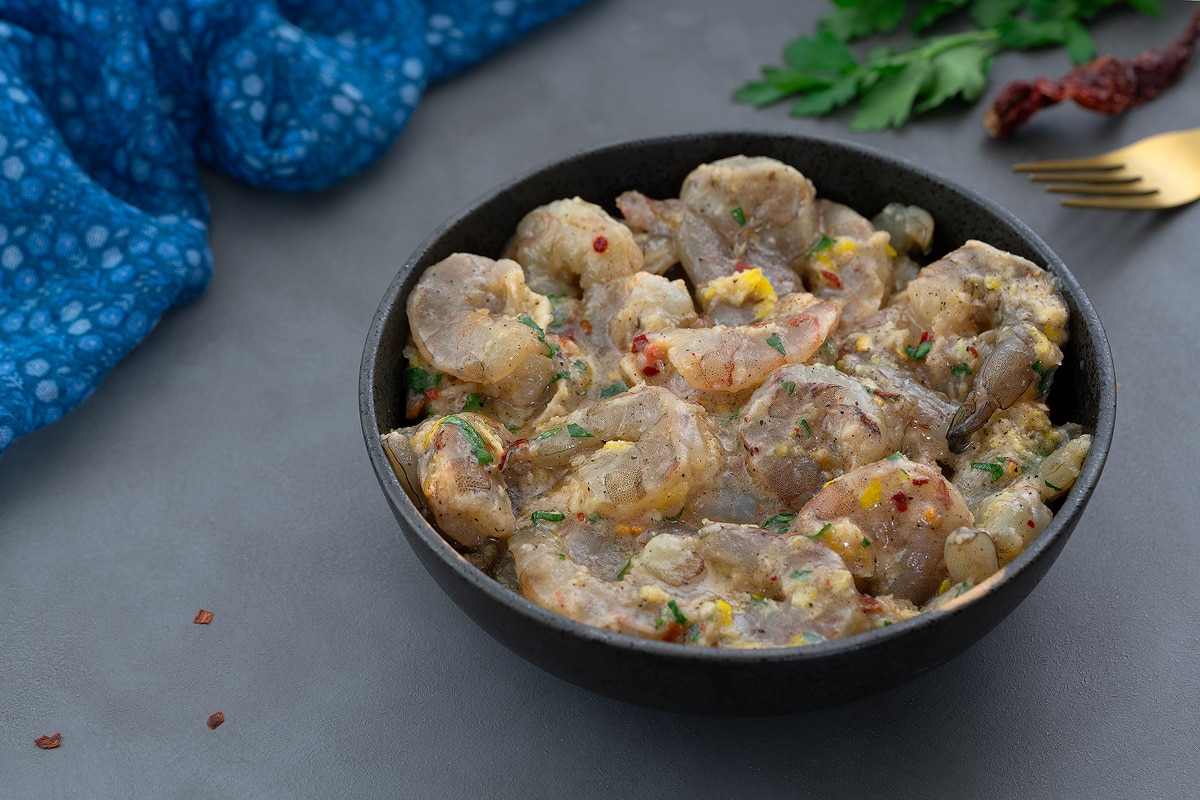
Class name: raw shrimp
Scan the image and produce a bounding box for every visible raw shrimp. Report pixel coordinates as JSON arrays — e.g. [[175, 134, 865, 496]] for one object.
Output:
[[908, 240, 1067, 340], [837, 360, 958, 466], [406, 253, 560, 406], [793, 455, 974, 605], [970, 434, 1092, 566], [942, 434, 1091, 586], [803, 200, 895, 327], [504, 197, 643, 297], [615, 191, 686, 275], [505, 384, 723, 520], [947, 399, 1075, 506], [871, 202, 934, 259], [739, 364, 900, 506], [579, 271, 697, 355], [673, 156, 821, 310], [508, 518, 892, 647], [906, 240, 1068, 450], [387, 156, 1091, 650], [679, 156, 820, 280], [870, 202, 934, 293], [409, 413, 515, 548], [946, 324, 1055, 453], [628, 292, 839, 394]]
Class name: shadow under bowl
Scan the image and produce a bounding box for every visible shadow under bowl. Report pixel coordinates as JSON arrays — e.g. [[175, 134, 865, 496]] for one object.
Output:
[[359, 131, 1115, 715]]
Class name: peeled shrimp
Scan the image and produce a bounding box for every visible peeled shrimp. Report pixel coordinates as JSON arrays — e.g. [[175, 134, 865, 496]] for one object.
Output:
[[508, 518, 886, 647], [409, 413, 515, 547], [971, 434, 1092, 566], [907, 240, 1068, 450], [802, 200, 895, 326], [871, 203, 933, 293], [672, 156, 821, 308], [908, 240, 1067, 340], [947, 324, 1053, 452], [628, 292, 839, 394], [941, 435, 1091, 587], [504, 197, 643, 297], [871, 202, 934, 258], [837, 360, 958, 466], [793, 455, 974, 605], [579, 271, 697, 355], [407, 253, 560, 406], [739, 364, 900, 506], [615, 191, 686, 275], [506, 384, 723, 520]]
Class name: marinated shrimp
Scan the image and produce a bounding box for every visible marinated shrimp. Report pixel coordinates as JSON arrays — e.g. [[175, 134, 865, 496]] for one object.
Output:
[[793, 455, 974, 605], [509, 518, 896, 647], [505, 384, 723, 520], [906, 240, 1068, 451], [385, 155, 1092, 649], [503, 197, 643, 296], [409, 413, 515, 548], [406, 253, 561, 407], [739, 364, 899, 506], [627, 292, 839, 394], [803, 200, 895, 327]]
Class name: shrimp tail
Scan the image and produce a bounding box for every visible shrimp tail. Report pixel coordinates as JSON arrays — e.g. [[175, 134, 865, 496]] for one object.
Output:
[[947, 328, 1040, 453]]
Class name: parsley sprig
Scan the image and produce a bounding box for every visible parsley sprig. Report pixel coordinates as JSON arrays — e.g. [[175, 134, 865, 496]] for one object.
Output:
[[734, 0, 1164, 130]]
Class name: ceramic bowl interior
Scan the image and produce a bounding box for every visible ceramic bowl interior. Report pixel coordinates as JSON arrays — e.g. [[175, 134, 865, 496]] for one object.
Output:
[[360, 132, 1115, 715]]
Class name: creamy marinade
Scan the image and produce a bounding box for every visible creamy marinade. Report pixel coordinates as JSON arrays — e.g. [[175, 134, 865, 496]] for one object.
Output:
[[382, 156, 1091, 648]]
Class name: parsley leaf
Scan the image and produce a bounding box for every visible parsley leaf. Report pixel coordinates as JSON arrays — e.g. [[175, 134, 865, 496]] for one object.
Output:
[[820, 0, 907, 41], [805, 234, 838, 256], [567, 422, 593, 438], [616, 557, 633, 580], [905, 339, 932, 360], [853, 58, 936, 131], [971, 460, 1006, 481], [516, 313, 559, 358], [734, 0, 1159, 129], [405, 367, 442, 392], [440, 415, 493, 465], [763, 512, 797, 533]]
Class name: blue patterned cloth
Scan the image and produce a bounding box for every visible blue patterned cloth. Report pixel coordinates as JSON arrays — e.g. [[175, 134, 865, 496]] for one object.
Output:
[[0, 0, 587, 454]]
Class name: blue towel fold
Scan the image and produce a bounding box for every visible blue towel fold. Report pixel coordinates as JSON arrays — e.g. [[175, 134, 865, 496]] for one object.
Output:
[[0, 0, 587, 454]]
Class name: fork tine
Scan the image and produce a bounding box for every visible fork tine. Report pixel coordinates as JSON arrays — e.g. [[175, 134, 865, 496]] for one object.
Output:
[[1013, 157, 1121, 173], [1059, 194, 1167, 210], [1045, 183, 1157, 197], [1026, 171, 1138, 185]]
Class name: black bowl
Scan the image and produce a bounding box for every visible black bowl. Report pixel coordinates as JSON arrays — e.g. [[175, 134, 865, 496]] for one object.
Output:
[[359, 132, 1115, 715]]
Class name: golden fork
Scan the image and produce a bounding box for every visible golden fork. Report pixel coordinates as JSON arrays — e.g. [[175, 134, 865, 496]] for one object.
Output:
[[1013, 126, 1200, 210]]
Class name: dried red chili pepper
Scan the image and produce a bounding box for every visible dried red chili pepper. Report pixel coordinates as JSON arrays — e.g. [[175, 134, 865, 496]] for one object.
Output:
[[985, 8, 1200, 138], [193, 609, 214, 624], [34, 732, 62, 749]]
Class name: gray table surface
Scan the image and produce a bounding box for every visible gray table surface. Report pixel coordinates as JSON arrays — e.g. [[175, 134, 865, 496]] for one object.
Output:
[[4, 1, 1199, 797]]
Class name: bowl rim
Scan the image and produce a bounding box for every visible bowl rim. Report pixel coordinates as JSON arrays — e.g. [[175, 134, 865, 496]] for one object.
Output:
[[359, 129, 1116, 666]]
